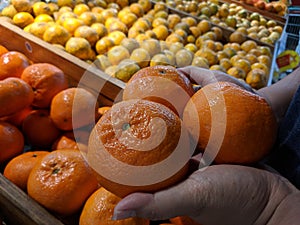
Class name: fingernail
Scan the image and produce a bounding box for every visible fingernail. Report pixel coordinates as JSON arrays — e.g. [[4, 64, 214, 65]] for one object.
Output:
[[112, 210, 136, 220]]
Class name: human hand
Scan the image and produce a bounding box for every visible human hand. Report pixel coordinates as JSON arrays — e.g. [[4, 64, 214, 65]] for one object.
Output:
[[178, 66, 254, 93], [113, 164, 297, 225]]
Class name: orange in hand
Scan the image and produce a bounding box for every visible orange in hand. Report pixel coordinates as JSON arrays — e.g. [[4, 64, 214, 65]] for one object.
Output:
[[21, 63, 68, 108], [88, 99, 191, 198], [0, 121, 24, 164], [123, 65, 195, 116], [27, 149, 100, 215], [183, 81, 277, 164], [0, 51, 30, 80], [3, 151, 49, 191], [79, 187, 150, 225]]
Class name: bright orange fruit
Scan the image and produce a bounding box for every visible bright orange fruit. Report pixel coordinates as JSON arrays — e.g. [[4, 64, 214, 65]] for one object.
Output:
[[88, 99, 191, 198], [3, 151, 49, 191], [183, 82, 277, 164], [21, 63, 68, 108], [123, 65, 195, 116], [27, 149, 100, 215], [79, 187, 150, 225], [0, 122, 24, 164], [0, 51, 30, 80], [0, 77, 34, 118]]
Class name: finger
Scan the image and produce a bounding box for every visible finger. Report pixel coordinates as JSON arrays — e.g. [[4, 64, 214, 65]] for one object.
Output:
[[113, 176, 204, 221], [177, 67, 220, 86]]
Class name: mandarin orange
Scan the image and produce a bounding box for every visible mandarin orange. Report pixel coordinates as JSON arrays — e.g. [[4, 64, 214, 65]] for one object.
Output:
[[22, 109, 61, 149], [87, 99, 191, 198], [79, 187, 150, 225], [1, 106, 32, 127], [0, 51, 30, 80], [27, 149, 99, 215], [0, 77, 34, 118], [50, 87, 99, 131], [21, 63, 68, 108], [52, 130, 89, 152], [3, 151, 49, 191], [0, 121, 24, 164], [123, 65, 195, 116], [183, 81, 277, 164]]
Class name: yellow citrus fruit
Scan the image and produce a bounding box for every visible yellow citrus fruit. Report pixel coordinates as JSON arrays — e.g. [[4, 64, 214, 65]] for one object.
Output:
[[107, 45, 130, 66], [43, 24, 70, 45], [114, 59, 140, 82], [241, 40, 257, 52], [34, 14, 54, 23], [90, 23, 107, 38], [62, 17, 84, 35], [26, 22, 51, 39], [13, 12, 34, 28], [73, 3, 90, 15], [246, 69, 267, 89], [150, 53, 171, 67], [1, 5, 18, 18], [74, 25, 99, 47], [227, 66, 246, 79], [130, 48, 151, 68], [152, 24, 169, 40], [65, 37, 93, 60], [32, 2, 51, 16], [11, 0, 32, 13], [79, 11, 97, 26], [233, 58, 251, 74], [95, 36, 115, 55], [57, 0, 76, 8], [108, 30, 126, 45]]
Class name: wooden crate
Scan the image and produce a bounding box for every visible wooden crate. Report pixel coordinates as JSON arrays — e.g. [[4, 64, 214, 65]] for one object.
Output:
[[0, 20, 125, 225]]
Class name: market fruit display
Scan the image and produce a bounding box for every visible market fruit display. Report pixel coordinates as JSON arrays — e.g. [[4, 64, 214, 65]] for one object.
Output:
[[0, 0, 280, 88]]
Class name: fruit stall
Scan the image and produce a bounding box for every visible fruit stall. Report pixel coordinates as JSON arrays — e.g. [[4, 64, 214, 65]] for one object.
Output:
[[0, 0, 299, 224]]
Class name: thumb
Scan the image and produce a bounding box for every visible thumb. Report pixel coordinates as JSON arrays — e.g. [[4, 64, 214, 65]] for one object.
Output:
[[113, 177, 204, 221]]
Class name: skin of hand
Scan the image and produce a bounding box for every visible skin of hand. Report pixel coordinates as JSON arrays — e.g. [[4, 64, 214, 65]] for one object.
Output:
[[112, 66, 300, 224], [112, 164, 299, 225]]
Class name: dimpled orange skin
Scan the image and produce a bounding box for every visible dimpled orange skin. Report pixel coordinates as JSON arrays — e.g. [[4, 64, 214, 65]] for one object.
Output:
[[27, 149, 100, 215], [122, 65, 195, 116], [183, 81, 278, 164], [21, 63, 69, 108], [0, 77, 34, 118], [88, 99, 190, 198]]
